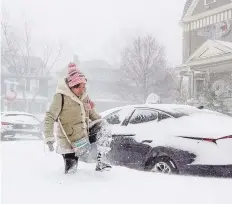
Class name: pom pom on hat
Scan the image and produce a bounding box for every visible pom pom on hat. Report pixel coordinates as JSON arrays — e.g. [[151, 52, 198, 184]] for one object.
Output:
[[67, 62, 87, 87]]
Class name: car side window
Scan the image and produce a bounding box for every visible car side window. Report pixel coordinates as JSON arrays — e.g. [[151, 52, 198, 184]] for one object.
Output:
[[105, 110, 122, 125], [129, 109, 158, 124], [159, 112, 171, 121]]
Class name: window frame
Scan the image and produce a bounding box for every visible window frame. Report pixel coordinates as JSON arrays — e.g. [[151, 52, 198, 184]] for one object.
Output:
[[204, 0, 216, 6], [104, 107, 176, 126]]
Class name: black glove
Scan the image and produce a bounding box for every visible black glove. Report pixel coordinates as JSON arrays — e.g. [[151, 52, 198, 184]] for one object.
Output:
[[47, 141, 55, 152]]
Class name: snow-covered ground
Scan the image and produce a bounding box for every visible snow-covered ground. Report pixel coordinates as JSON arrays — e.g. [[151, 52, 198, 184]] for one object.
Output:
[[1, 141, 232, 204]]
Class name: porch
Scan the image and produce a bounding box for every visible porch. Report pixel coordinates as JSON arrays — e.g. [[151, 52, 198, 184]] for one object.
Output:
[[177, 40, 232, 113]]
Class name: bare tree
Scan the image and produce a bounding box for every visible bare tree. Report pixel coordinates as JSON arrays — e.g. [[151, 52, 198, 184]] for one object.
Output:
[[1, 15, 62, 111], [118, 35, 168, 103]]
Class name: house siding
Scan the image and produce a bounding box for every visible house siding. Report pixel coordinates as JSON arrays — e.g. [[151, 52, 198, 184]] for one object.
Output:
[[192, 0, 231, 16]]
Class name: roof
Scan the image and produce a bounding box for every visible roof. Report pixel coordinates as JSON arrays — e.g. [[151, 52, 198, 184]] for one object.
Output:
[[215, 40, 232, 50], [57, 60, 119, 80], [182, 0, 194, 18], [184, 40, 232, 66], [2, 54, 51, 77]]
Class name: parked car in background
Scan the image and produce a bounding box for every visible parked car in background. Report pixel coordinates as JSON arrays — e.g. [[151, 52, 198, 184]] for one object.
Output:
[[88, 104, 232, 177], [1, 111, 43, 141]]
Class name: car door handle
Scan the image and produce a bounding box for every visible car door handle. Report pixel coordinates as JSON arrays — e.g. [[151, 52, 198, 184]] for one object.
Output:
[[141, 140, 152, 144]]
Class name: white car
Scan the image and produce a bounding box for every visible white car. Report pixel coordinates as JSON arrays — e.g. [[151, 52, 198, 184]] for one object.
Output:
[[97, 104, 232, 177], [1, 111, 43, 141]]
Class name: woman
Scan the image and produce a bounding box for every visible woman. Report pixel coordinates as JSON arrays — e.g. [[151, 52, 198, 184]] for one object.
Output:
[[44, 63, 111, 174]]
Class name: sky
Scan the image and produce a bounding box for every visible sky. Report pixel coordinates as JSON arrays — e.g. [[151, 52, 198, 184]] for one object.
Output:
[[2, 0, 187, 70]]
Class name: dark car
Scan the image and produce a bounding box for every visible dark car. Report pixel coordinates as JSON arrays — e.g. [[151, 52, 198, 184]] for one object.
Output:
[[86, 104, 232, 177], [1, 111, 43, 141]]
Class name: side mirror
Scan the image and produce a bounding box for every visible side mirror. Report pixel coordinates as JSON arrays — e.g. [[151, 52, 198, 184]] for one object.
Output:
[[111, 126, 135, 137]]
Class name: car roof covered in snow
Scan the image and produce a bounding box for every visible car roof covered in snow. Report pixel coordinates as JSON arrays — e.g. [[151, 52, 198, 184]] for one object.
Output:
[[105, 103, 198, 111], [100, 104, 199, 116], [100, 103, 225, 118], [134, 103, 197, 111]]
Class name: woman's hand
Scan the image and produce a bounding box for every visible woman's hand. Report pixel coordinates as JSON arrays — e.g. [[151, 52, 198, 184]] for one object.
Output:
[[89, 100, 95, 109]]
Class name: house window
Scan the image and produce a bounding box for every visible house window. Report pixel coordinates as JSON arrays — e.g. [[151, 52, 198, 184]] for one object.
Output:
[[204, 0, 216, 6], [30, 79, 38, 94], [30, 68, 37, 75]]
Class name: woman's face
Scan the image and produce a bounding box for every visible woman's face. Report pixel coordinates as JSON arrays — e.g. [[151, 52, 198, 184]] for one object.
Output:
[[72, 83, 86, 96]]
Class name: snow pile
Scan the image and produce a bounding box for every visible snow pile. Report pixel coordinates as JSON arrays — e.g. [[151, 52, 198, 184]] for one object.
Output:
[[158, 113, 232, 138], [2, 141, 232, 204]]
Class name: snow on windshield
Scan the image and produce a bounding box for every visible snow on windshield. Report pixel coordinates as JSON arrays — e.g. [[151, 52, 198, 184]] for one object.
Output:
[[118, 107, 134, 122], [104, 107, 134, 125], [101, 106, 134, 122]]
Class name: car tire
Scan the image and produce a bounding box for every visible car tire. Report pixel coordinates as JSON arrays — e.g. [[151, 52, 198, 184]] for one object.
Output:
[[1, 133, 6, 141], [1, 133, 15, 141], [145, 156, 179, 174]]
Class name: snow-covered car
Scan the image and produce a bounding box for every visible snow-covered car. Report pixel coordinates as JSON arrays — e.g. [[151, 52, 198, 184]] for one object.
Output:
[[1, 111, 43, 141], [97, 104, 232, 176]]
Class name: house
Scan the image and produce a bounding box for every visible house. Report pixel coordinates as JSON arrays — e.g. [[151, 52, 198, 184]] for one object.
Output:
[[177, 0, 232, 113], [1, 53, 52, 116]]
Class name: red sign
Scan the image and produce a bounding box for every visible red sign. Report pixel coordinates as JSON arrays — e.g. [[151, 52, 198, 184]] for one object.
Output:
[[5, 90, 17, 101]]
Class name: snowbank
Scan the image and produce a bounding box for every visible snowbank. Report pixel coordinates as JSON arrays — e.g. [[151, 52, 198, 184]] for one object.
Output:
[[2, 141, 232, 204]]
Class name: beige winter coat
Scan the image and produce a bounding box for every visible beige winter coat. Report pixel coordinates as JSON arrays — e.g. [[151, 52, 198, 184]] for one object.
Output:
[[44, 78, 101, 154]]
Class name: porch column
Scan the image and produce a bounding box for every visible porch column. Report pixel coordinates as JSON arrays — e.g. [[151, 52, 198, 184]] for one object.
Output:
[[179, 75, 183, 96], [187, 71, 195, 99], [191, 71, 195, 98]]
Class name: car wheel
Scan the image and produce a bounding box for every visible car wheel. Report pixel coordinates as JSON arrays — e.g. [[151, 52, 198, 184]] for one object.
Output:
[[1, 133, 6, 141], [147, 156, 179, 174]]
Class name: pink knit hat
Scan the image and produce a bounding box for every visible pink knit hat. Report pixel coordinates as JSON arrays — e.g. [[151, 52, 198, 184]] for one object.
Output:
[[67, 62, 87, 88]]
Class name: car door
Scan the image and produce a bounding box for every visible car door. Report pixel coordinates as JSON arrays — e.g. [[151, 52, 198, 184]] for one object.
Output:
[[104, 107, 135, 165], [117, 108, 159, 167]]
